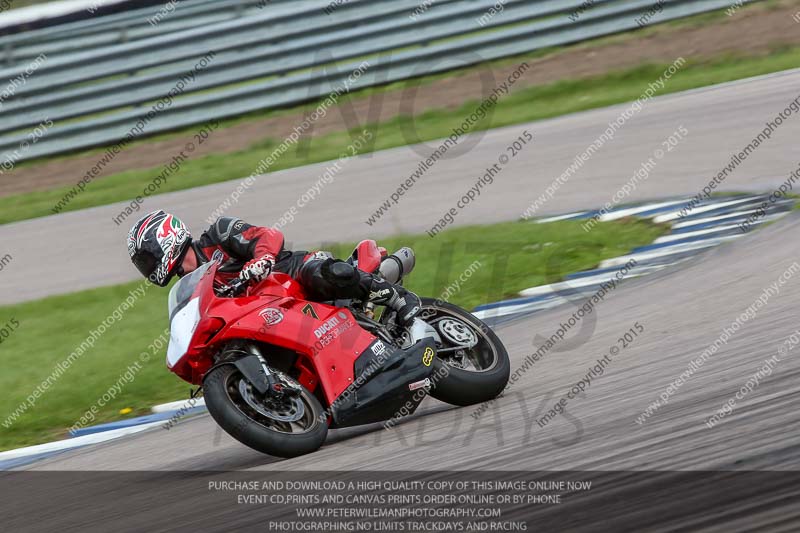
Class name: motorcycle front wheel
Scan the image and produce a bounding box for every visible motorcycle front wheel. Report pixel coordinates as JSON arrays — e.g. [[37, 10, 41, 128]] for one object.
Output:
[[418, 297, 511, 406], [203, 364, 328, 458]]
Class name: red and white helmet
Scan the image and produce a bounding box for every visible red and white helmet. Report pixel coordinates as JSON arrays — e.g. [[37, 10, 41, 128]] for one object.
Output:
[[127, 210, 192, 287]]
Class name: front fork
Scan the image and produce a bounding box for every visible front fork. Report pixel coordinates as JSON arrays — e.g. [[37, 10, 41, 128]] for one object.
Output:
[[215, 344, 300, 399], [232, 354, 276, 395]]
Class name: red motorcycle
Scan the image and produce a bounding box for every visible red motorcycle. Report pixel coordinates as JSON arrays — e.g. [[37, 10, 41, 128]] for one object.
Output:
[[165, 240, 510, 457]]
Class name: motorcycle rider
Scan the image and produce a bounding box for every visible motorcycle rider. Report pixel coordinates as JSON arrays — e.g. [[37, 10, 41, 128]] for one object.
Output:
[[126, 210, 421, 326]]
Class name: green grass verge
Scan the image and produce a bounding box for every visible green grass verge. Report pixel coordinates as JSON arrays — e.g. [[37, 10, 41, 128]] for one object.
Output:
[[2, 45, 800, 226], [0, 217, 666, 450]]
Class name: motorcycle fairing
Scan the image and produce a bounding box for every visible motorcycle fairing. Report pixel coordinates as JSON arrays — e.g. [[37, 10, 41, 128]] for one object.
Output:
[[167, 261, 434, 424], [169, 264, 378, 403], [329, 338, 436, 428], [223, 298, 378, 404]]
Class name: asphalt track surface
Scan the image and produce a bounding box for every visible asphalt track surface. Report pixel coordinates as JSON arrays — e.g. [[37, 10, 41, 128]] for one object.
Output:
[[5, 70, 800, 532], [24, 210, 800, 473], [2, 68, 800, 304], [9, 210, 799, 531]]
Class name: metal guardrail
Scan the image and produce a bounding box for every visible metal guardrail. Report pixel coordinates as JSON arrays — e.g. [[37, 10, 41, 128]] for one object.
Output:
[[1, 0, 547, 126], [0, 0, 295, 66], [0, 0, 760, 163], [1, 0, 445, 94]]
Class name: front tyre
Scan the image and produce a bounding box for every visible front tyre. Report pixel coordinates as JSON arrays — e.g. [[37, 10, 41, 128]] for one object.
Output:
[[419, 298, 510, 406], [203, 364, 328, 458]]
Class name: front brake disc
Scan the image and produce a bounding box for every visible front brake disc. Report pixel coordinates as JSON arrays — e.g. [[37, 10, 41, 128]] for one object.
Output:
[[238, 380, 305, 422]]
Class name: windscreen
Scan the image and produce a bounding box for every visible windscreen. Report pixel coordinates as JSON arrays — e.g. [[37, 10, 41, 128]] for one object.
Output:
[[167, 262, 213, 322]]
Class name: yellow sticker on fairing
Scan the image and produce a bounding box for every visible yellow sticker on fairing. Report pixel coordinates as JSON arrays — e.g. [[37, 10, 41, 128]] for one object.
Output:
[[422, 347, 435, 367]]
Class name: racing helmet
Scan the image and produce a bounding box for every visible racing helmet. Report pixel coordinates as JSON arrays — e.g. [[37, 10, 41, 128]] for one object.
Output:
[[127, 210, 192, 287]]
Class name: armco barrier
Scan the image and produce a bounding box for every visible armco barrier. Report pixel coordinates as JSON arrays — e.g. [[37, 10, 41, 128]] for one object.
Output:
[[0, 0, 763, 162]]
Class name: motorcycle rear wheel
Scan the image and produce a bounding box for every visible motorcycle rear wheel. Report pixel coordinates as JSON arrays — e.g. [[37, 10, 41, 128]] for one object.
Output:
[[419, 298, 510, 406], [204, 364, 328, 458]]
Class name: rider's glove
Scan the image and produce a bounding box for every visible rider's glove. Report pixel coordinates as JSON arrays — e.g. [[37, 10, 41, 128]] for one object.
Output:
[[240, 254, 275, 283]]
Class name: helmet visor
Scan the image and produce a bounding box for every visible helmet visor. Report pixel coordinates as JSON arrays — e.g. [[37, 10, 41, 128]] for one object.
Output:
[[132, 251, 158, 280]]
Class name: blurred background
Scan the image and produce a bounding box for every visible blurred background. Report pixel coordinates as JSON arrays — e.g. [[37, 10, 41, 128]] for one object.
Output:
[[0, 0, 797, 453]]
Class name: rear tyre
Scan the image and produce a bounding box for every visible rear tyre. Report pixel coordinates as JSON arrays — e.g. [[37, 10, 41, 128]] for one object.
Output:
[[419, 298, 510, 406], [203, 364, 328, 458]]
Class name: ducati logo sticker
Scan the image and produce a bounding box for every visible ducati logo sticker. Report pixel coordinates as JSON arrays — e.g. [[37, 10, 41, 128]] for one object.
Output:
[[314, 315, 341, 339], [259, 308, 284, 326], [302, 303, 320, 320], [422, 347, 434, 367]]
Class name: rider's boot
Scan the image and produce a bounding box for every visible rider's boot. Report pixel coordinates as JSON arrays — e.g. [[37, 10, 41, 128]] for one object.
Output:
[[359, 275, 421, 327]]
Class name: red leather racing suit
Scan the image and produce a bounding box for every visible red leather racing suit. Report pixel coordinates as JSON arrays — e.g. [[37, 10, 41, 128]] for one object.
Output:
[[191, 217, 310, 285]]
